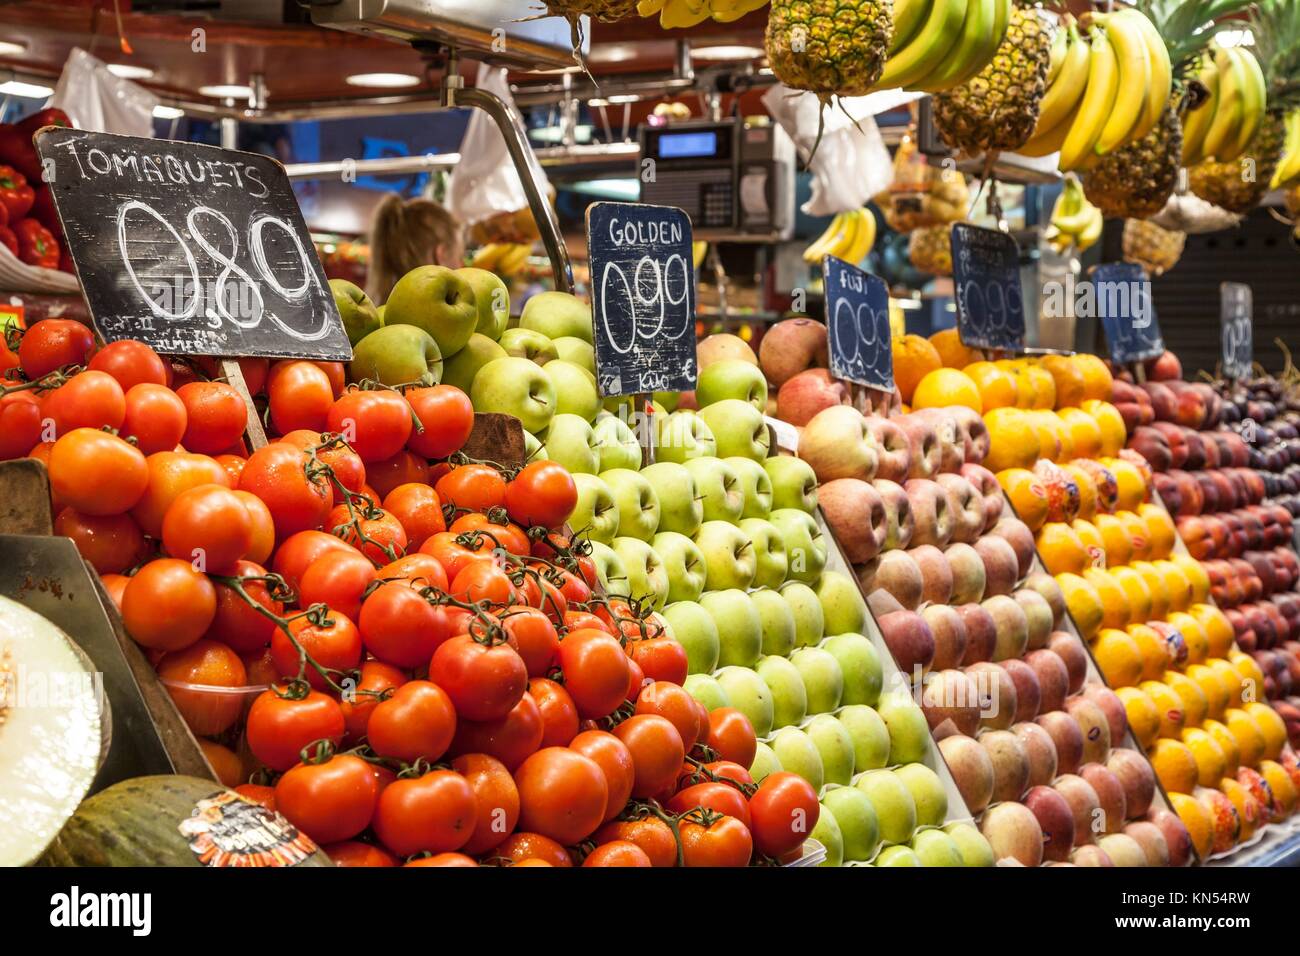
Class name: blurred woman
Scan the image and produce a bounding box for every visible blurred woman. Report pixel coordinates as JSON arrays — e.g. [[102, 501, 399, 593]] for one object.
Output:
[[366, 193, 464, 303]]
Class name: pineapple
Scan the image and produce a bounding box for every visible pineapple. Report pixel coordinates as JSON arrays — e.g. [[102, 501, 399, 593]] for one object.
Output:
[[931, 6, 1053, 155], [765, 0, 893, 99], [909, 225, 953, 276], [1083, 105, 1183, 219], [1122, 218, 1186, 276]]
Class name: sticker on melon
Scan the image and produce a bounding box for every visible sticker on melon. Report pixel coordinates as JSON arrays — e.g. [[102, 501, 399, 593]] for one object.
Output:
[[0, 595, 108, 866]]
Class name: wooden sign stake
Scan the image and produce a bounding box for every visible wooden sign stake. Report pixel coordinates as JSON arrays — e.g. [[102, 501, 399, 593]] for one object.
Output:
[[220, 359, 268, 450]]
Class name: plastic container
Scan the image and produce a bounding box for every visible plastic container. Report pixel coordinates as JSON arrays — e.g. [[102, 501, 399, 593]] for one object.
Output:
[[159, 679, 268, 739]]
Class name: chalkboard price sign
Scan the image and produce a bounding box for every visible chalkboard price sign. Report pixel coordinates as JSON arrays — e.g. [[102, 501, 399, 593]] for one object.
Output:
[[36, 128, 351, 361], [1093, 262, 1163, 365], [822, 254, 893, 391], [1221, 282, 1252, 381], [951, 222, 1026, 351], [585, 201, 697, 398]]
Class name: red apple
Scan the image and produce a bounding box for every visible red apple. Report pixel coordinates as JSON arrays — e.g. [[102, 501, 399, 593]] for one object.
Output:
[[776, 368, 846, 426], [818, 478, 886, 563]]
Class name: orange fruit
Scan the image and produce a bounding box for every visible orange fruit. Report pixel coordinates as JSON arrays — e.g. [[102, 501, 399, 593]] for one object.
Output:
[[1130, 561, 1171, 621], [962, 361, 1018, 410], [1022, 365, 1057, 410], [912, 367, 982, 413], [997, 360, 1034, 409], [1057, 572, 1104, 639], [893, 334, 943, 404], [1139, 504, 1177, 560], [1189, 605, 1233, 658], [1169, 792, 1214, 859], [1182, 727, 1229, 787], [1080, 399, 1126, 457], [1230, 652, 1266, 703], [1026, 410, 1065, 462], [1071, 518, 1106, 567], [1165, 670, 1209, 728], [1154, 561, 1191, 613], [1150, 738, 1199, 794], [1174, 557, 1211, 605], [929, 328, 984, 369], [1057, 407, 1103, 458], [1039, 354, 1087, 409], [1083, 566, 1130, 629], [1111, 567, 1153, 625], [1166, 611, 1208, 667], [1243, 703, 1287, 762], [1092, 514, 1133, 569], [1073, 353, 1114, 403], [1117, 510, 1152, 561], [1219, 776, 1263, 842], [1140, 680, 1187, 739], [1208, 659, 1247, 711], [1197, 787, 1242, 853], [1260, 760, 1299, 817], [1062, 464, 1099, 521], [1117, 686, 1161, 747], [1186, 664, 1231, 721], [1223, 708, 1266, 768], [1038, 522, 1089, 575], [1104, 458, 1147, 512], [985, 409, 1040, 472], [997, 466, 1049, 531], [1202, 718, 1242, 776], [1127, 622, 1172, 682], [1093, 628, 1144, 686]]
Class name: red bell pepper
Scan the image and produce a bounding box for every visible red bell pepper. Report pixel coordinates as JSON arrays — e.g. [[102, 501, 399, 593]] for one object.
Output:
[[0, 166, 34, 222], [29, 183, 60, 236], [14, 218, 58, 269], [58, 247, 75, 275], [0, 225, 16, 258], [16, 108, 70, 136]]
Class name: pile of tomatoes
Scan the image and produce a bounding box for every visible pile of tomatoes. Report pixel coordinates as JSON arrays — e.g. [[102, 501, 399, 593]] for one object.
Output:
[[1, 320, 816, 866]]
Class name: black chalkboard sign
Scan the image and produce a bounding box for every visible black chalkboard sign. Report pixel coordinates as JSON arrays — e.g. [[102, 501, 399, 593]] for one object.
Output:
[[950, 223, 1026, 351], [1220, 282, 1252, 381], [1094, 262, 1162, 365], [585, 201, 696, 397], [36, 128, 351, 361], [822, 254, 893, 391]]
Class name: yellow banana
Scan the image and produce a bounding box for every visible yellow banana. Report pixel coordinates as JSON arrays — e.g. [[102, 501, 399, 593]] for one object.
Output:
[[472, 243, 504, 270], [876, 0, 969, 90], [830, 210, 862, 261], [889, 0, 934, 54], [711, 0, 768, 20], [1225, 47, 1267, 162], [914, 0, 1000, 92], [1075, 206, 1104, 251], [692, 241, 708, 269], [804, 212, 846, 264], [1052, 175, 1093, 235], [1201, 44, 1246, 162], [637, 0, 666, 14], [1059, 26, 1119, 171], [1047, 15, 1069, 86], [660, 0, 710, 29], [1093, 12, 1150, 155], [1034, 20, 1090, 141], [1271, 109, 1300, 189], [1181, 54, 1220, 165], [952, 0, 1012, 87], [842, 210, 877, 264], [1116, 8, 1171, 144]]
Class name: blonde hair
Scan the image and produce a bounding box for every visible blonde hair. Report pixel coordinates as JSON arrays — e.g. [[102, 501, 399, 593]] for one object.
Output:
[[366, 194, 463, 303]]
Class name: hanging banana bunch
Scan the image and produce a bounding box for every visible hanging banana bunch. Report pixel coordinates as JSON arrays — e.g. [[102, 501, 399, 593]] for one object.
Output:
[[874, 0, 1013, 93], [803, 208, 878, 266], [1045, 174, 1103, 254], [637, 0, 769, 27], [1182, 42, 1268, 166]]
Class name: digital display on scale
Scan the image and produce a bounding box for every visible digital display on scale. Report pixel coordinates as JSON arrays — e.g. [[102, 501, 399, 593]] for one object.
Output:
[[656, 131, 720, 159]]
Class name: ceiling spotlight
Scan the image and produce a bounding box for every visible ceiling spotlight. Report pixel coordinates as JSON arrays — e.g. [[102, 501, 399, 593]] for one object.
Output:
[[106, 63, 155, 80], [345, 73, 421, 88], [690, 45, 764, 61], [153, 105, 185, 119], [0, 80, 53, 99], [198, 84, 253, 99]]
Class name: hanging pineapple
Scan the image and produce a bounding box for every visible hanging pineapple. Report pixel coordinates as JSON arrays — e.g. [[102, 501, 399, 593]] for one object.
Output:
[[764, 0, 893, 100], [1123, 218, 1186, 275], [909, 224, 953, 275]]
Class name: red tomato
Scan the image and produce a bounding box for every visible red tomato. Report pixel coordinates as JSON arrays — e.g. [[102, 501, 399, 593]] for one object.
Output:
[[245, 686, 345, 771], [372, 769, 477, 857], [405, 852, 477, 867], [281, 429, 366, 503], [205, 559, 283, 655], [494, 831, 573, 867], [177, 381, 247, 454], [270, 611, 363, 691], [100, 573, 129, 610], [275, 754, 378, 844], [593, 817, 678, 867], [322, 841, 397, 867], [88, 339, 167, 390], [326, 389, 413, 462], [43, 369, 125, 435], [625, 657, 648, 705], [298, 549, 376, 623], [367, 679, 457, 762], [419, 530, 494, 580], [358, 580, 453, 667], [634, 680, 701, 747], [382, 482, 446, 549], [680, 815, 752, 867], [612, 714, 685, 798], [629, 636, 689, 686], [340, 660, 407, 743], [268, 361, 333, 435], [234, 784, 277, 811], [703, 760, 754, 789], [17, 318, 93, 377], [214, 454, 246, 485], [450, 752, 521, 855], [326, 502, 408, 564], [404, 385, 473, 459], [667, 782, 751, 829], [500, 606, 559, 677], [0, 392, 41, 460], [54, 506, 146, 574], [236, 357, 269, 397], [429, 633, 528, 721], [513, 747, 608, 845], [563, 609, 612, 635], [362, 449, 428, 499], [120, 383, 187, 455], [450, 560, 517, 607], [121, 558, 217, 651], [435, 463, 506, 514], [450, 512, 529, 556], [450, 693, 544, 771], [558, 628, 631, 719], [505, 460, 577, 529], [231, 490, 274, 564], [707, 707, 758, 768], [569, 729, 636, 822], [131, 450, 230, 536], [528, 677, 580, 748], [242, 647, 279, 686], [583, 840, 652, 867], [748, 772, 820, 858], [161, 482, 253, 573], [155, 638, 248, 736], [48, 428, 148, 516], [239, 442, 332, 540], [374, 553, 448, 592], [271, 529, 360, 594]]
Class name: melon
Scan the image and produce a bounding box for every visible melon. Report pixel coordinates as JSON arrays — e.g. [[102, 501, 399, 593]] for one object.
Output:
[[40, 775, 333, 867], [0, 595, 107, 866]]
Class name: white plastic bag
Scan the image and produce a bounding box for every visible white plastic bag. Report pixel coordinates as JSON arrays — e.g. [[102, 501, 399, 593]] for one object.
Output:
[[446, 64, 551, 230], [762, 85, 909, 216], [51, 48, 158, 137]]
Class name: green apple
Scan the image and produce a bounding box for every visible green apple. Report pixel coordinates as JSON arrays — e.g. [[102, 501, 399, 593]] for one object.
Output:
[[499, 326, 559, 365], [350, 324, 441, 386], [755, 655, 808, 729], [789, 645, 844, 714], [822, 785, 882, 862], [700, 589, 762, 668], [684, 457, 744, 523], [894, 763, 948, 828], [523, 430, 546, 462], [910, 829, 964, 867], [655, 411, 717, 464], [698, 399, 771, 462], [569, 473, 619, 544], [854, 769, 917, 846], [693, 520, 757, 592], [592, 413, 643, 472], [653, 532, 707, 604], [553, 336, 595, 373], [805, 712, 856, 786], [587, 540, 629, 598], [654, 391, 681, 412], [330, 278, 382, 346], [520, 290, 592, 343], [470, 356, 556, 433], [440, 332, 506, 393], [779, 581, 826, 648], [836, 704, 891, 773], [749, 740, 782, 783], [715, 666, 774, 738], [811, 803, 845, 868], [769, 509, 826, 584], [663, 600, 719, 674], [764, 455, 819, 513], [874, 845, 921, 866], [943, 821, 995, 867], [740, 518, 787, 589], [454, 266, 509, 341], [726, 456, 774, 519], [750, 587, 796, 657], [876, 689, 931, 765], [821, 633, 882, 707], [612, 536, 669, 611], [383, 264, 478, 359], [640, 462, 703, 536], [697, 358, 768, 412], [542, 360, 600, 421], [816, 570, 868, 635], [683, 673, 730, 711], [598, 468, 660, 542], [541, 413, 599, 475], [375, 303, 386, 323], [769, 726, 825, 792]]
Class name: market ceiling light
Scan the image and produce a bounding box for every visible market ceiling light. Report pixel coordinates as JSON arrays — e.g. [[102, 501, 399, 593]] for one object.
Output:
[[606, 94, 639, 104], [198, 83, 253, 99], [153, 105, 185, 119], [345, 72, 421, 88], [691, 45, 764, 62], [0, 41, 27, 57], [0, 80, 53, 99], [106, 63, 155, 80]]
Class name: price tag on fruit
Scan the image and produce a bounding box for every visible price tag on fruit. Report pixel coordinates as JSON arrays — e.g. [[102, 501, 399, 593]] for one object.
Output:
[[822, 254, 893, 392], [1094, 262, 1163, 365], [1220, 282, 1252, 381], [34, 127, 351, 361], [585, 201, 697, 398], [950, 223, 1026, 351]]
